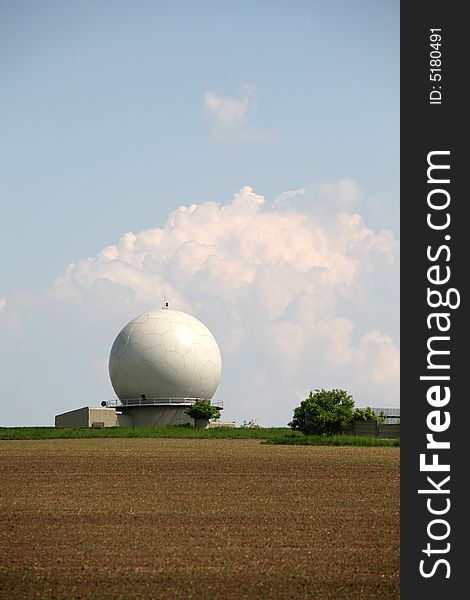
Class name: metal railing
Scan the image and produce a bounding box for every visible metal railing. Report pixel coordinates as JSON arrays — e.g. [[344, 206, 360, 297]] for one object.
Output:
[[104, 397, 223, 409]]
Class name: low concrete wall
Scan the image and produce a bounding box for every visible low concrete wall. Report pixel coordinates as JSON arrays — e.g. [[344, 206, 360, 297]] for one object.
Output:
[[353, 420, 378, 437], [378, 423, 400, 439], [343, 420, 400, 438]]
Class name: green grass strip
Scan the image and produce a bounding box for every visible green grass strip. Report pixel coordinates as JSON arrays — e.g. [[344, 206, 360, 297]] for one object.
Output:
[[0, 426, 297, 441], [0, 427, 398, 446], [263, 434, 399, 447]]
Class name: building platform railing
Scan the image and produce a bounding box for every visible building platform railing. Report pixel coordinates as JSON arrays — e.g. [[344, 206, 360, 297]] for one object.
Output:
[[103, 397, 223, 409]]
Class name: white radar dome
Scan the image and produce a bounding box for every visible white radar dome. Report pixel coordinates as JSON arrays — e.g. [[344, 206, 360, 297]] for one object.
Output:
[[109, 309, 222, 400]]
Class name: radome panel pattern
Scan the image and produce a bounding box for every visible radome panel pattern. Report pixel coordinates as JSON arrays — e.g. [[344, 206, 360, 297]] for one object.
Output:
[[109, 309, 222, 400]]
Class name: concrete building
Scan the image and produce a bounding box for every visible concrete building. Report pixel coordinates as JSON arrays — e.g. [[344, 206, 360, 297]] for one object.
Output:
[[55, 401, 228, 429], [55, 407, 128, 428]]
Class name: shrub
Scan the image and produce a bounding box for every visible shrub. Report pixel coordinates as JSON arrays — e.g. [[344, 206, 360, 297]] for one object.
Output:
[[353, 407, 385, 423], [185, 399, 221, 421], [289, 389, 354, 435]]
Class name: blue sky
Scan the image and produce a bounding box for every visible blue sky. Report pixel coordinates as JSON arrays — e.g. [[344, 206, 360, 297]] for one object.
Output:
[[0, 1, 399, 426]]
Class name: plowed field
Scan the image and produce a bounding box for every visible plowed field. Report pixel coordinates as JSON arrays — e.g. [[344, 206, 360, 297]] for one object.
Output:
[[0, 439, 399, 599]]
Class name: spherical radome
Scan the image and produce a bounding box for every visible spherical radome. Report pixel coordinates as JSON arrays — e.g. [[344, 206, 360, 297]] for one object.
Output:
[[109, 309, 222, 400]]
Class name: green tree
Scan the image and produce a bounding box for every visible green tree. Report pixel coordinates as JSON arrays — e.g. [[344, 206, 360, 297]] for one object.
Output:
[[353, 407, 385, 423], [288, 389, 354, 435], [185, 399, 221, 421]]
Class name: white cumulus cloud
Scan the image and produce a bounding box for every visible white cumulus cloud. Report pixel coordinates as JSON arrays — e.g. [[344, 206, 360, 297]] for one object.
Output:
[[0, 185, 399, 426]]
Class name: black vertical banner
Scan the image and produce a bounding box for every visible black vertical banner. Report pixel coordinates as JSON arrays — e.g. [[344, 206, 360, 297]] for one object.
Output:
[[401, 2, 466, 598]]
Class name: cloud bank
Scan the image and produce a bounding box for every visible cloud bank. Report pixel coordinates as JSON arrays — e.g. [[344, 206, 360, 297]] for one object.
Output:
[[0, 184, 399, 426]]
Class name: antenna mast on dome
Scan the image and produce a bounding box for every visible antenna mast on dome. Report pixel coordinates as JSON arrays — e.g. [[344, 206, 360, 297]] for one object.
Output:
[[162, 288, 169, 309]]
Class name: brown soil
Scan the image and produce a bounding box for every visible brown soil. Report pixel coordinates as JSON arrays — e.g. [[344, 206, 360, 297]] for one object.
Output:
[[0, 439, 399, 599]]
